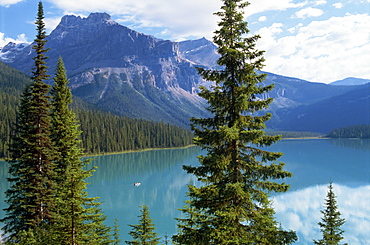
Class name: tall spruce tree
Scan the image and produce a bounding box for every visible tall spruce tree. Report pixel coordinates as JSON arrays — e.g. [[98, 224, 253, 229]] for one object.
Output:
[[173, 0, 297, 244], [126, 205, 160, 245], [314, 183, 346, 245], [0, 1, 57, 242], [50, 57, 112, 244]]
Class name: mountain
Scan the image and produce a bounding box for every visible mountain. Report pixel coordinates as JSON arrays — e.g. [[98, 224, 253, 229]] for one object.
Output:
[[269, 83, 370, 133], [0, 60, 194, 157], [1, 12, 368, 133], [330, 77, 370, 86], [0, 42, 29, 63], [1, 13, 210, 128], [178, 37, 219, 69], [260, 72, 360, 109]]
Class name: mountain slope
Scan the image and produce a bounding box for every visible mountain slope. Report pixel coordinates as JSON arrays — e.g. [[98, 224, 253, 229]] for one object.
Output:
[[330, 77, 370, 86], [0, 61, 194, 157], [1, 13, 209, 128], [269, 83, 370, 133], [1, 13, 368, 133]]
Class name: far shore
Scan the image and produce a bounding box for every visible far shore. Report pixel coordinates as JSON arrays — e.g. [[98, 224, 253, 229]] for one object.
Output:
[[81, 144, 196, 158], [2, 137, 367, 162]]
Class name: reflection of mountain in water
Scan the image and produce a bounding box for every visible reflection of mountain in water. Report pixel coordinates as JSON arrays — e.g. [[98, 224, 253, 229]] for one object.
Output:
[[86, 146, 202, 184], [83, 146, 204, 239], [328, 138, 370, 152]]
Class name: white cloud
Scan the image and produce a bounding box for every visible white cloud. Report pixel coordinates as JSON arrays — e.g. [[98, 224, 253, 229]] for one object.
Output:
[[312, 0, 327, 6], [44, 16, 63, 34], [258, 16, 267, 22], [256, 14, 370, 83], [47, 0, 221, 40], [45, 0, 312, 40], [333, 3, 344, 9], [0, 33, 29, 48], [0, 0, 23, 7], [273, 184, 370, 244], [246, 0, 309, 16], [293, 7, 324, 19]]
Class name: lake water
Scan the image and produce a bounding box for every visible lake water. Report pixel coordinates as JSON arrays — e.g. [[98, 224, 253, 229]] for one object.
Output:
[[0, 139, 369, 244]]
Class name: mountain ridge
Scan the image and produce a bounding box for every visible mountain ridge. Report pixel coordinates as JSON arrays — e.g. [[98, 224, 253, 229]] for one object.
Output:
[[1, 12, 368, 132], [329, 77, 370, 86]]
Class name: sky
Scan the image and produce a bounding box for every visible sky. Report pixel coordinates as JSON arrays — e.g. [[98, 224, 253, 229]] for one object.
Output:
[[0, 0, 369, 83]]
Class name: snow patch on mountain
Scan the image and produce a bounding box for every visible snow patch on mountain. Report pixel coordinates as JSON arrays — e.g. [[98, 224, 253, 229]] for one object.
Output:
[[0, 42, 29, 63]]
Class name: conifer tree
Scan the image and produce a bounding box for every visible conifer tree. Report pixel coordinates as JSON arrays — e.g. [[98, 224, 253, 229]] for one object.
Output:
[[173, 0, 297, 244], [314, 183, 346, 245], [126, 205, 160, 245], [50, 57, 112, 244], [1, 1, 57, 242], [112, 219, 122, 245]]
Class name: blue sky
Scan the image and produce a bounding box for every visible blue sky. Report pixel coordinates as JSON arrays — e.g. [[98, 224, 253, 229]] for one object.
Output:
[[0, 0, 369, 83]]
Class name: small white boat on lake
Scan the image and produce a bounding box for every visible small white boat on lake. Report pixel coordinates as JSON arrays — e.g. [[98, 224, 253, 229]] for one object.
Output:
[[134, 182, 141, 187]]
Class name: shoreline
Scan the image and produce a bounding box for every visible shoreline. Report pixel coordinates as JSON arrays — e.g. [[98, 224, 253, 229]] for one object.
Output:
[[81, 144, 196, 158], [280, 137, 328, 140], [0, 145, 196, 162], [2, 137, 368, 161]]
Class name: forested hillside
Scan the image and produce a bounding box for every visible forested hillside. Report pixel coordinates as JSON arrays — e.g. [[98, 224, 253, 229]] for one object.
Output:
[[326, 124, 370, 139], [0, 61, 193, 158], [75, 109, 193, 154]]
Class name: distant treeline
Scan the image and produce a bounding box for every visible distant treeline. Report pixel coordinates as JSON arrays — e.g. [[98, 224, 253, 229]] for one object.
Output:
[[326, 124, 370, 139], [266, 131, 323, 138], [0, 61, 193, 158]]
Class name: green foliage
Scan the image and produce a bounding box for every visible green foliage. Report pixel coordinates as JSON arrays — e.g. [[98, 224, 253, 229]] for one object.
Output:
[[1, 2, 57, 241], [126, 205, 160, 245], [0, 60, 32, 159], [0, 61, 193, 158], [112, 219, 122, 245], [174, 0, 297, 244], [326, 124, 370, 139], [314, 183, 346, 245], [76, 110, 193, 154], [1, 3, 115, 243], [50, 57, 112, 244]]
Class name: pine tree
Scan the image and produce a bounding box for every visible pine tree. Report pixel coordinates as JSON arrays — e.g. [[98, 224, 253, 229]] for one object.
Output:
[[112, 219, 122, 245], [173, 0, 297, 244], [126, 205, 160, 245], [50, 57, 113, 244], [314, 183, 346, 245], [0, 1, 57, 242]]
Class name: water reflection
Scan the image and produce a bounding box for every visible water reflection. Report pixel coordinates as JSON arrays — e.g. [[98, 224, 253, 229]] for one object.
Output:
[[265, 139, 370, 190], [274, 184, 370, 245], [86, 146, 201, 183], [85, 147, 203, 240], [328, 138, 370, 151], [0, 139, 369, 243]]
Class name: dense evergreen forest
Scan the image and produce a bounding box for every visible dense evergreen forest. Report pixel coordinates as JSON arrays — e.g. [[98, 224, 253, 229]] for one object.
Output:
[[0, 61, 193, 158], [326, 124, 370, 139]]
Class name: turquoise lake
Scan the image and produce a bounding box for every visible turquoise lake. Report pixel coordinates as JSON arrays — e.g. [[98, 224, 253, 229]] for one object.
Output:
[[1, 139, 369, 244]]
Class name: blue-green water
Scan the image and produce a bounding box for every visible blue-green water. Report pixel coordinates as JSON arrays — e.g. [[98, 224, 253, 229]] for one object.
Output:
[[1, 139, 369, 244]]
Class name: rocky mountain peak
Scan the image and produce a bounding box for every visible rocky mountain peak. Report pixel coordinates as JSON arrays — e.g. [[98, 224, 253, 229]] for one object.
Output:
[[54, 12, 116, 37], [59, 12, 113, 26], [0, 42, 29, 63], [86, 12, 112, 23]]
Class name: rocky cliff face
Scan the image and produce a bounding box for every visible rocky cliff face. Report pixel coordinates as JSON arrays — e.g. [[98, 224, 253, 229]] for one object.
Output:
[[2, 13, 211, 127], [8, 13, 201, 91]]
